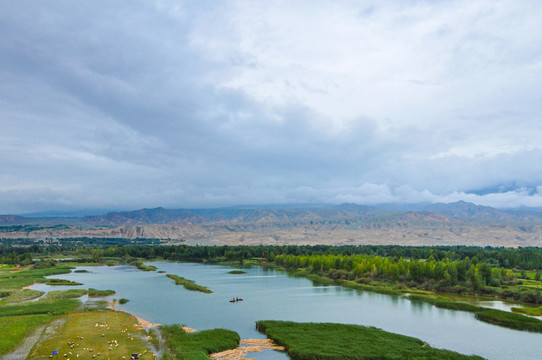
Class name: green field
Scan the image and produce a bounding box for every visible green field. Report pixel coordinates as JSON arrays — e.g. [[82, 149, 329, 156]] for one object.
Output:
[[512, 305, 542, 316], [0, 289, 44, 304], [0, 265, 73, 295], [256, 321, 486, 360], [161, 325, 239, 360], [0, 314, 52, 356], [27, 310, 153, 359], [0, 298, 80, 317]]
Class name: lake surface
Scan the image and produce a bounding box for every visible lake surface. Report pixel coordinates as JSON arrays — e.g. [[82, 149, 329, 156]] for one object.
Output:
[[32, 262, 542, 360]]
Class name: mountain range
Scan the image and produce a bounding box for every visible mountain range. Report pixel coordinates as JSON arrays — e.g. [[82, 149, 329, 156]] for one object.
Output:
[[1, 201, 542, 247]]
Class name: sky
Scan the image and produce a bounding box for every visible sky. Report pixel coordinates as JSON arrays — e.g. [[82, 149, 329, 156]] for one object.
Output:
[[1, 0, 542, 214]]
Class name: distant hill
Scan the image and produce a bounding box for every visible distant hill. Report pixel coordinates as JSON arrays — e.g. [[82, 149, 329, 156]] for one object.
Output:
[[80, 204, 377, 226], [2, 202, 542, 247], [2, 202, 542, 227], [420, 201, 514, 219], [0, 215, 35, 225]]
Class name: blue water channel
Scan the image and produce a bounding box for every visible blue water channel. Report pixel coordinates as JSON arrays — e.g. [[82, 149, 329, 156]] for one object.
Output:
[[31, 262, 542, 360]]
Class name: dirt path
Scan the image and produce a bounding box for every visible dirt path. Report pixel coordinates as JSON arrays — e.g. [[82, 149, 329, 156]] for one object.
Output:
[[210, 339, 285, 360], [0, 318, 66, 360]]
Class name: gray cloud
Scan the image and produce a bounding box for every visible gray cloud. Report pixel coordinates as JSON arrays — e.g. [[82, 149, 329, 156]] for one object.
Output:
[[1, 1, 542, 213]]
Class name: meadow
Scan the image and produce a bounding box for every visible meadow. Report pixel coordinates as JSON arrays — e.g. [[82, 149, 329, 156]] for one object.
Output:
[[0, 314, 51, 356], [27, 310, 153, 359]]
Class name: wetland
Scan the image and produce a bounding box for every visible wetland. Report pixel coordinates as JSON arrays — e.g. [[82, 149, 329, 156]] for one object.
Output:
[[23, 262, 542, 360]]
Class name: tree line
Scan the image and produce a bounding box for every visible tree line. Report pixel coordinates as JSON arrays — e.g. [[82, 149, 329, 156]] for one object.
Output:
[[2, 242, 542, 270]]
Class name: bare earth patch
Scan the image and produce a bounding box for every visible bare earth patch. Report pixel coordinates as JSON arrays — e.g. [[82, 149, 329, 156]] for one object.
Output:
[[210, 339, 285, 360]]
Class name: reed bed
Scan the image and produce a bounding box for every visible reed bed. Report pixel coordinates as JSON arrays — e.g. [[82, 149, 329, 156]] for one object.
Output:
[[161, 325, 239, 360], [256, 320, 486, 360], [166, 274, 213, 294]]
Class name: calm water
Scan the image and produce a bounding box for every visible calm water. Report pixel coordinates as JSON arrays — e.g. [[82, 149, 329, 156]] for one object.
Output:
[[32, 262, 542, 360]]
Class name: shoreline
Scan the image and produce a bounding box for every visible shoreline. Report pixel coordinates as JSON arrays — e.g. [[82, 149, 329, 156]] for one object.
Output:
[[210, 339, 285, 360], [107, 300, 161, 330]]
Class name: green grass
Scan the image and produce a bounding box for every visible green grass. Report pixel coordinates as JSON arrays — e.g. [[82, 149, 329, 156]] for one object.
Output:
[[88, 288, 116, 297], [0, 299, 80, 317], [119, 298, 129, 304], [288, 268, 404, 296], [161, 325, 239, 360], [338, 280, 403, 296], [256, 321, 485, 360], [0, 314, 52, 355], [166, 274, 213, 294], [74, 269, 89, 273], [228, 270, 247, 274], [475, 309, 542, 332], [511, 305, 542, 316], [408, 295, 484, 312], [133, 261, 157, 271], [28, 310, 153, 359], [42, 289, 87, 300], [0, 289, 44, 304], [44, 278, 83, 286], [0, 266, 73, 293]]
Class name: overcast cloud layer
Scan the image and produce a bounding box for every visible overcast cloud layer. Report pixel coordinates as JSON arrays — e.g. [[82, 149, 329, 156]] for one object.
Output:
[[1, 1, 542, 213]]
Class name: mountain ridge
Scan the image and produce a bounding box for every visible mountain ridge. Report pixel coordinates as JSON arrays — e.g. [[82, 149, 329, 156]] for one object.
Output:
[[2, 201, 542, 226], [2, 201, 542, 247]]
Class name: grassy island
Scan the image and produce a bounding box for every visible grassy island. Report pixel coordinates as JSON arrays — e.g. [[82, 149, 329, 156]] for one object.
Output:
[[475, 309, 542, 332], [408, 295, 542, 332], [88, 288, 116, 297], [228, 270, 247, 274], [133, 260, 157, 271], [256, 320, 486, 360], [44, 278, 83, 286], [42, 289, 87, 300], [407, 295, 484, 312], [166, 274, 213, 294]]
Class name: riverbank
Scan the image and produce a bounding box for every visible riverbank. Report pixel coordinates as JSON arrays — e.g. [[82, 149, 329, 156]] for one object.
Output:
[[210, 338, 285, 360], [108, 300, 161, 330]]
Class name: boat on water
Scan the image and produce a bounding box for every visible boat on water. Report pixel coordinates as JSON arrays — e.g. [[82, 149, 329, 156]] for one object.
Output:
[[229, 298, 243, 303]]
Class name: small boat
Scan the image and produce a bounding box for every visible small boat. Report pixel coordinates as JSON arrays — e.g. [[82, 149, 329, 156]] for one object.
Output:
[[229, 298, 244, 303]]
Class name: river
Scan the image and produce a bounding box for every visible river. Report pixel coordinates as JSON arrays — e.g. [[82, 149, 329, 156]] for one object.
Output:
[[31, 262, 542, 360]]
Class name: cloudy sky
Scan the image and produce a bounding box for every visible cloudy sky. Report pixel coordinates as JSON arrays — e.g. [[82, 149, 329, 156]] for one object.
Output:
[[1, 1, 542, 213]]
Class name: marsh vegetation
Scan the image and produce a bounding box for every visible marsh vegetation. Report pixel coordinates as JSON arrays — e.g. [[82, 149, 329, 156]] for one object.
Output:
[[256, 320, 485, 360], [160, 325, 239, 360], [165, 274, 213, 294]]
